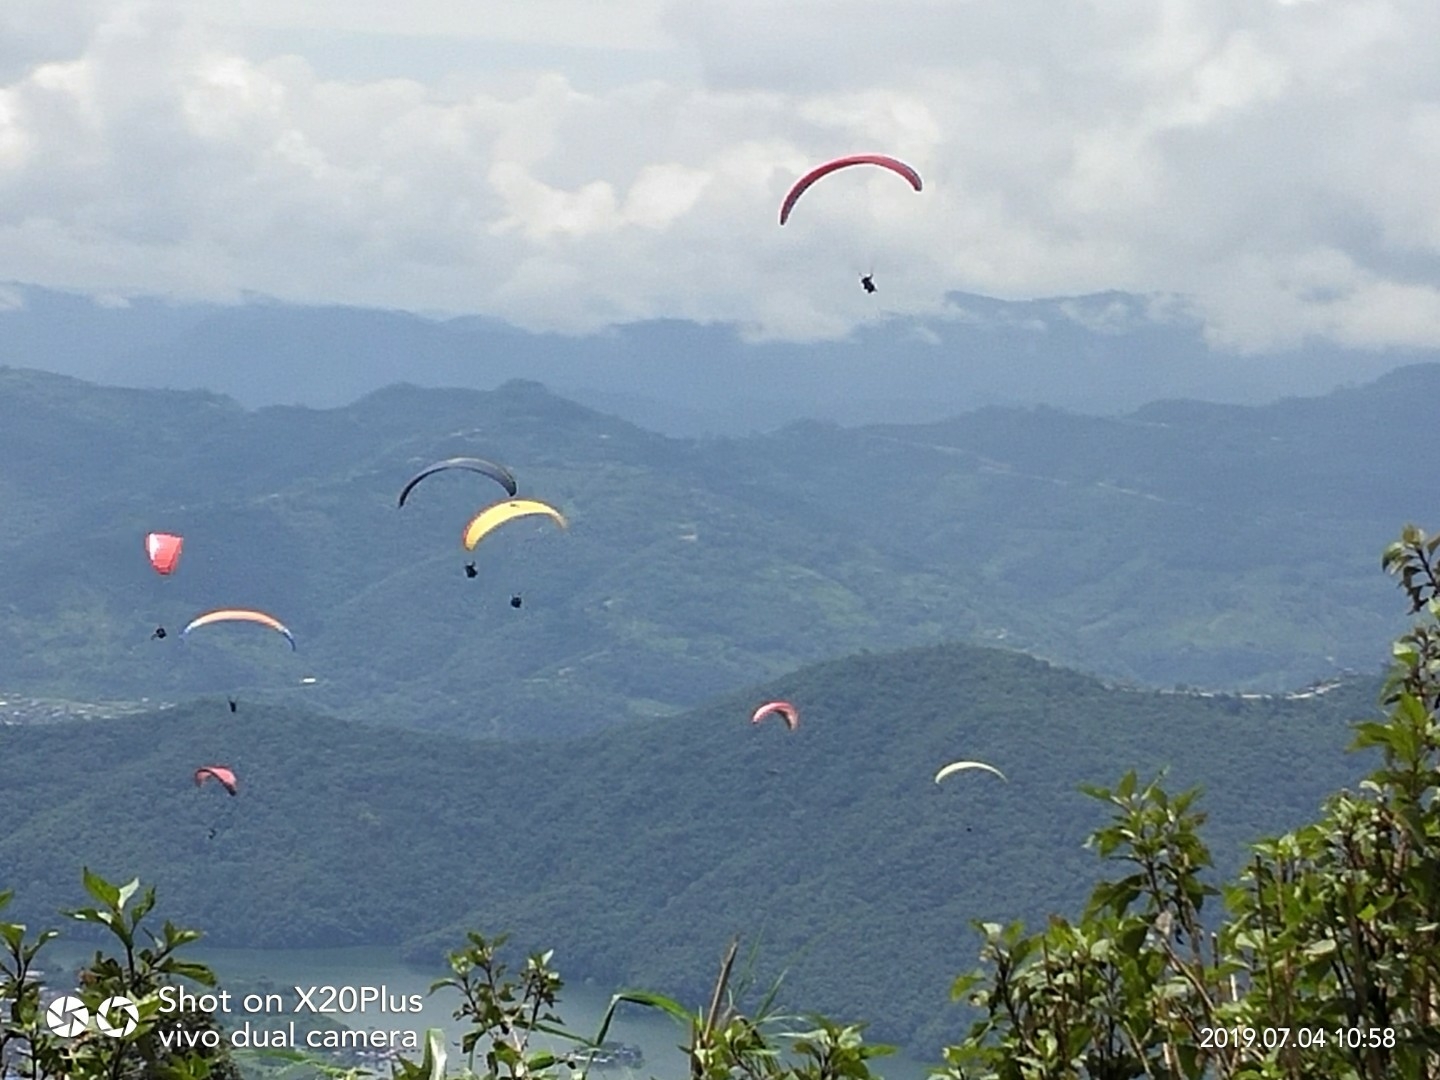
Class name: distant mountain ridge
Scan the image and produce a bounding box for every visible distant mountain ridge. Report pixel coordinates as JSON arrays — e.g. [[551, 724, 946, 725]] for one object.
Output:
[[0, 362, 1427, 734], [0, 281, 1427, 434]]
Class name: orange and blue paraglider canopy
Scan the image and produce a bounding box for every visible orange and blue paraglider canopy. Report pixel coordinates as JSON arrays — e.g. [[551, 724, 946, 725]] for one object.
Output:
[[145, 533, 184, 575], [182, 609, 296, 650], [194, 766, 238, 795]]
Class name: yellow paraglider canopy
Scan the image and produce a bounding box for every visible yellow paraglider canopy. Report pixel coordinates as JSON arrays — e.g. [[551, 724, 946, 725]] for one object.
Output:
[[462, 499, 567, 551]]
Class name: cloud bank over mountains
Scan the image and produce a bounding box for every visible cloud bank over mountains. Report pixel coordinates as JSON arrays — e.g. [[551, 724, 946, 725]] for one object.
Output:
[[1, 0, 1438, 358]]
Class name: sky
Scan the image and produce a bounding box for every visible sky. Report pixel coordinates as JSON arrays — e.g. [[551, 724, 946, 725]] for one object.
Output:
[[2, 0, 1439, 351]]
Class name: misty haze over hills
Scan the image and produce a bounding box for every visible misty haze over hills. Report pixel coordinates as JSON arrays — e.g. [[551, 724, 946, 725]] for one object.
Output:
[[0, 282, 1426, 435], [0, 357, 1433, 733]]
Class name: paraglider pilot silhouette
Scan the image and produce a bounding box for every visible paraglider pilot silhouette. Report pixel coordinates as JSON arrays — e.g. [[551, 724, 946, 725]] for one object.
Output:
[[860, 274, 876, 294]]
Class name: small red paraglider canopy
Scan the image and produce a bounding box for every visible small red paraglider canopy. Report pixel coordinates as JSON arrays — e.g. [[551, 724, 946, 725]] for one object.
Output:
[[145, 533, 184, 576], [194, 766, 238, 796], [750, 700, 799, 731]]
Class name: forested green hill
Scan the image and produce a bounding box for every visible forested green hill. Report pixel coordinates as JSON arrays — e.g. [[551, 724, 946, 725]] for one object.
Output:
[[0, 642, 1381, 1052], [0, 365, 1428, 734]]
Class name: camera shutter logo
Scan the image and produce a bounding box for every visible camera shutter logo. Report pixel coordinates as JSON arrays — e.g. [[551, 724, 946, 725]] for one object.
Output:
[[94, 995, 139, 1038], [45, 996, 91, 1038]]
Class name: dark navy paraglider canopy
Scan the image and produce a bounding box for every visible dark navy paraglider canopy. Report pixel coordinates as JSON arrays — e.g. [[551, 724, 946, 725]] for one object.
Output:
[[397, 457, 518, 506]]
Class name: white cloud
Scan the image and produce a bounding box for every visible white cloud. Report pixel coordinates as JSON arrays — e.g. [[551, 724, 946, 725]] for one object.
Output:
[[0, 89, 32, 169], [0, 0, 107, 81], [621, 163, 712, 229], [0, 0, 1438, 353], [193, 0, 675, 50]]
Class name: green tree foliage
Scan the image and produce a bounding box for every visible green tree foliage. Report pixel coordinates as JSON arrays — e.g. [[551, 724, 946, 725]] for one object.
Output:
[[937, 524, 1440, 1078], [391, 933, 894, 1080], [0, 869, 240, 1080], [428, 932, 580, 1078], [591, 937, 893, 1080]]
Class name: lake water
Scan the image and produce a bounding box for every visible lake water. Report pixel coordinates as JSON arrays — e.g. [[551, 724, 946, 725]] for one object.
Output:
[[38, 943, 934, 1079]]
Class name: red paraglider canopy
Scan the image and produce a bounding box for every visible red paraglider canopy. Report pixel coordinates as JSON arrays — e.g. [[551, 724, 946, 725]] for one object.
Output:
[[145, 533, 184, 576], [778, 155, 923, 225], [751, 700, 799, 731], [194, 766, 238, 796]]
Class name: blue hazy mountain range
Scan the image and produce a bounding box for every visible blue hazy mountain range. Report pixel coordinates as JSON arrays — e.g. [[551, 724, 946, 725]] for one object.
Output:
[[0, 357, 1430, 733], [0, 282, 1425, 435]]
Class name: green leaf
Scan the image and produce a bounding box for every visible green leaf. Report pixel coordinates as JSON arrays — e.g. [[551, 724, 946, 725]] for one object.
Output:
[[68, 906, 116, 930], [116, 877, 141, 912], [82, 867, 120, 908], [419, 1027, 448, 1080], [595, 988, 694, 1047], [948, 973, 982, 1001], [164, 960, 218, 985], [1393, 641, 1420, 664]]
